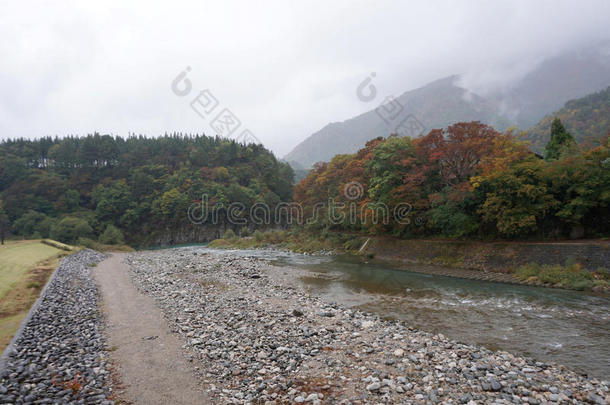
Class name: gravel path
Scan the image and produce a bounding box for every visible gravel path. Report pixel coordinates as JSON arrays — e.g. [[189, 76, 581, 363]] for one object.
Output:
[[0, 249, 112, 404], [126, 248, 609, 404], [94, 253, 206, 404]]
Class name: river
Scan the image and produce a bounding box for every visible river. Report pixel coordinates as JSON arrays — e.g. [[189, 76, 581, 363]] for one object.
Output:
[[191, 247, 610, 379]]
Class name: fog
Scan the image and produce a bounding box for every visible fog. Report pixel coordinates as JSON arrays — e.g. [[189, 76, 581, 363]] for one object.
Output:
[[1, 0, 609, 155]]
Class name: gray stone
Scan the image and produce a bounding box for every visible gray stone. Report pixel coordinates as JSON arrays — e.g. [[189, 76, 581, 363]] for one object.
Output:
[[366, 382, 381, 391]]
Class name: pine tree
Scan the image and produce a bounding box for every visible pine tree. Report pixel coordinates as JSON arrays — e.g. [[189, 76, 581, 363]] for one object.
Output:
[[544, 118, 575, 161], [0, 199, 9, 244]]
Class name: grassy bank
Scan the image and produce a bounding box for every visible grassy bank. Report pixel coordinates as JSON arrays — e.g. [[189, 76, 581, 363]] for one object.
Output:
[[76, 237, 134, 253], [0, 240, 72, 350], [210, 230, 610, 293], [209, 229, 365, 254], [515, 263, 609, 291]]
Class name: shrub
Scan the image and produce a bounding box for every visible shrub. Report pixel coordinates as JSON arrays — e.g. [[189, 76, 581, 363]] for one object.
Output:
[[572, 279, 594, 291], [223, 228, 237, 239], [50, 217, 93, 244], [99, 224, 125, 245], [343, 237, 364, 251], [515, 262, 601, 290], [253, 230, 263, 241], [42, 239, 73, 251], [77, 237, 101, 250]]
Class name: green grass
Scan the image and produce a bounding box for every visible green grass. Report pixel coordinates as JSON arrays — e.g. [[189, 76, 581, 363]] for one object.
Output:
[[76, 237, 134, 252], [515, 262, 609, 291], [0, 240, 64, 300], [0, 239, 71, 350]]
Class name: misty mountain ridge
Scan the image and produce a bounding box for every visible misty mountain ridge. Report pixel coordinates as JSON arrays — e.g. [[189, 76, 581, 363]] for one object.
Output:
[[285, 76, 512, 168], [484, 44, 610, 129], [526, 85, 610, 152], [285, 44, 610, 168]]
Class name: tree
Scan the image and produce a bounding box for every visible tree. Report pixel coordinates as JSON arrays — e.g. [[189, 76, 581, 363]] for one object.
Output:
[[13, 210, 48, 237], [474, 159, 558, 237], [92, 180, 133, 224], [99, 224, 125, 245], [545, 134, 610, 235], [545, 118, 575, 161], [0, 199, 9, 244], [50, 217, 93, 244]]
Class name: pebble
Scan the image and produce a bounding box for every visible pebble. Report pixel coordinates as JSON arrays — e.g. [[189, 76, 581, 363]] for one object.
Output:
[[123, 248, 609, 404], [0, 250, 111, 403], [366, 382, 381, 391]]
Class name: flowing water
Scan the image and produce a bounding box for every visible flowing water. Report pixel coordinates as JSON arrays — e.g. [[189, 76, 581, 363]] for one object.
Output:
[[193, 247, 610, 379]]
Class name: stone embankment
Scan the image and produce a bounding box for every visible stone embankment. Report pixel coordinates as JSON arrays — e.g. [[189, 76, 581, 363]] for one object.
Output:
[[0, 249, 113, 404], [364, 238, 610, 273]]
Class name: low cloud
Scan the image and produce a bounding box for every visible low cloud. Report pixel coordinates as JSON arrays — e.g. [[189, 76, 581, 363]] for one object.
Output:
[[1, 0, 609, 155]]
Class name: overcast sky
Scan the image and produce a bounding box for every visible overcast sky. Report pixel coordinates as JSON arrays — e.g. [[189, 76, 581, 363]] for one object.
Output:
[[1, 1, 610, 156]]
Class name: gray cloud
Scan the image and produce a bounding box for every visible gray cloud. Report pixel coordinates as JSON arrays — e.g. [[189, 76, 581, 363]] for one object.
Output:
[[1, 0, 609, 156]]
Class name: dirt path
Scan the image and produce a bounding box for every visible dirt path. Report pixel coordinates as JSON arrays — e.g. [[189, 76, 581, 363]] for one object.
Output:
[[95, 253, 207, 405]]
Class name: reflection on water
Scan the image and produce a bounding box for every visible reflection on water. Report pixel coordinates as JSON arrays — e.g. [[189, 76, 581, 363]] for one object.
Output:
[[195, 247, 610, 379]]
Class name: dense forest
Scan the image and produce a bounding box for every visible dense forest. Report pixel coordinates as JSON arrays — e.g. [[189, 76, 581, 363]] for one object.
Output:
[[294, 121, 610, 239], [0, 134, 294, 245], [1, 120, 609, 245]]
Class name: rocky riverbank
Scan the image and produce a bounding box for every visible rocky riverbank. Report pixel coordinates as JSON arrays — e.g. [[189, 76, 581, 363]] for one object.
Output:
[[0, 249, 113, 404], [126, 248, 608, 404]]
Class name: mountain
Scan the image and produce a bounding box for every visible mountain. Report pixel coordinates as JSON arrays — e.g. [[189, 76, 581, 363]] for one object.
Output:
[[488, 45, 610, 129], [526, 86, 610, 151], [285, 43, 610, 168], [284, 76, 512, 168]]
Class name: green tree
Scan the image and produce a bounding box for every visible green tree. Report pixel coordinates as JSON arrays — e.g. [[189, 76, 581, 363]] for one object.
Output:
[[546, 135, 610, 235], [64, 189, 81, 211], [92, 180, 133, 224], [545, 118, 575, 161], [50, 217, 93, 244], [0, 199, 9, 244], [475, 159, 558, 237], [99, 224, 125, 245], [13, 210, 48, 237]]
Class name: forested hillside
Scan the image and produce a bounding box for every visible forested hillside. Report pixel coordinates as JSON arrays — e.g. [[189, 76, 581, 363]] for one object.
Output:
[[526, 86, 610, 152], [0, 134, 294, 245], [294, 122, 610, 239], [285, 45, 610, 169]]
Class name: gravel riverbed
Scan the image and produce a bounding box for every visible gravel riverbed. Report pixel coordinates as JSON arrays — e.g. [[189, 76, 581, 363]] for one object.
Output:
[[126, 248, 608, 405], [0, 249, 113, 404]]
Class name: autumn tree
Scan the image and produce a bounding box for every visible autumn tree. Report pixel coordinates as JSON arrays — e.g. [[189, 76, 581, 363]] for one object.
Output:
[[474, 158, 558, 237]]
